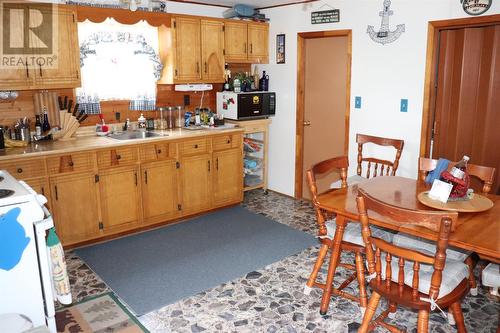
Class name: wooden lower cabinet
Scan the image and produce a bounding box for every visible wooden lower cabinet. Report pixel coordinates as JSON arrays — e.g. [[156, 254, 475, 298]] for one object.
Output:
[[98, 166, 140, 231], [141, 160, 179, 224], [179, 154, 212, 215], [50, 172, 99, 245], [213, 148, 243, 207]]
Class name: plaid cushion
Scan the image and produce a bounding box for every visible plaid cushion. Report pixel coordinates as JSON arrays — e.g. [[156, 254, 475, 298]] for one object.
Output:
[[325, 220, 395, 245], [392, 233, 471, 261], [378, 254, 469, 298], [482, 263, 500, 288], [330, 175, 366, 189]]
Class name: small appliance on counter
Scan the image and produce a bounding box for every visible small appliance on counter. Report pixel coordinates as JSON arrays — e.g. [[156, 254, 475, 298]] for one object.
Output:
[[216, 92, 275, 120]]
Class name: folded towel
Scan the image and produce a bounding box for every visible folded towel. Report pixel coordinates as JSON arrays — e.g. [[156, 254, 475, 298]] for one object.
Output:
[[425, 158, 450, 184]]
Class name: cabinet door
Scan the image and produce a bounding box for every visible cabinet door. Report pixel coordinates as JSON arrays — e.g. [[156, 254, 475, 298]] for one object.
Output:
[[179, 154, 211, 215], [213, 148, 243, 206], [173, 17, 201, 82], [50, 173, 99, 246], [142, 160, 179, 224], [201, 20, 225, 82], [24, 177, 51, 209], [224, 21, 248, 62], [99, 167, 140, 230], [34, 6, 81, 88], [247, 23, 269, 63], [0, 4, 34, 89]]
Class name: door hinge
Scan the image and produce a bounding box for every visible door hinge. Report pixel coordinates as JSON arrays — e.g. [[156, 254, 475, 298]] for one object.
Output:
[[177, 204, 182, 211], [95, 174, 100, 183], [176, 161, 180, 169], [99, 222, 104, 230]]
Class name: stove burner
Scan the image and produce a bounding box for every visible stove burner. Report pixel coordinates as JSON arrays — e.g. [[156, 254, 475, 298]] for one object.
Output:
[[0, 189, 14, 199]]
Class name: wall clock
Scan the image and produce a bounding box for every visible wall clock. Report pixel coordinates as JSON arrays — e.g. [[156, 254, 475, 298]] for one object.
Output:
[[461, 0, 492, 16]]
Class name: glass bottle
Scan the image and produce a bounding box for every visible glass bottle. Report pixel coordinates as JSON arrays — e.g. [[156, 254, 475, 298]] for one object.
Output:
[[35, 115, 42, 136], [450, 155, 470, 180], [42, 108, 51, 133]]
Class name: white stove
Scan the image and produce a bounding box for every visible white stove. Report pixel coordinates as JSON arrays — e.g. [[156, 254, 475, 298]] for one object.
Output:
[[0, 170, 58, 332]]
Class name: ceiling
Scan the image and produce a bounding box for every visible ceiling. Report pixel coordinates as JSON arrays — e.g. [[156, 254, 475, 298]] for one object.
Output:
[[175, 0, 315, 9]]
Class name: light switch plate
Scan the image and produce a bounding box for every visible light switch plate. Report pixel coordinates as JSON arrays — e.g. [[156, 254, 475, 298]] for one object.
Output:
[[400, 99, 408, 112], [355, 96, 362, 109]]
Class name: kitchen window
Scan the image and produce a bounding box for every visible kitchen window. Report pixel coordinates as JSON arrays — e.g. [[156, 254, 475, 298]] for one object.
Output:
[[76, 18, 162, 114]]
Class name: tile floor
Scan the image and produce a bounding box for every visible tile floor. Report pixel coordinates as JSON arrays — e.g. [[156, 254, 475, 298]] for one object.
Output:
[[65, 190, 499, 333]]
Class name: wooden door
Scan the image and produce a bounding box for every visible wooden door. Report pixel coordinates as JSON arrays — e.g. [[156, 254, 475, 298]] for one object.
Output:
[[430, 24, 500, 193], [224, 21, 248, 62], [142, 160, 179, 224], [34, 6, 80, 88], [302, 36, 349, 199], [213, 148, 243, 206], [173, 17, 201, 82], [50, 172, 99, 245], [179, 154, 211, 214], [99, 166, 140, 230], [247, 23, 269, 63], [0, 3, 34, 90], [201, 20, 225, 82]]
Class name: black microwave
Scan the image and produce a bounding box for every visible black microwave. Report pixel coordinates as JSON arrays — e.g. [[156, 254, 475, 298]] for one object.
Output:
[[216, 92, 276, 120]]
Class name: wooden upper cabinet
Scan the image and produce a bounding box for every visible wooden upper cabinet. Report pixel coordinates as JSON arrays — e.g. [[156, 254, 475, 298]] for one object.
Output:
[[34, 6, 81, 88], [201, 20, 225, 83], [172, 16, 202, 82], [224, 21, 248, 63], [247, 23, 269, 64], [0, 4, 80, 90], [224, 21, 269, 64]]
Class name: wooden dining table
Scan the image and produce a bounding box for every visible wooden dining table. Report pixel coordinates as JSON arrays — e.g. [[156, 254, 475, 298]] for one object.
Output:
[[317, 176, 500, 260]]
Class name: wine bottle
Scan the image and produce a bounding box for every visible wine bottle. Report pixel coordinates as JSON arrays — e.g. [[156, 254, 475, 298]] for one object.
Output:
[[42, 108, 51, 133], [35, 115, 42, 136], [450, 155, 469, 180]]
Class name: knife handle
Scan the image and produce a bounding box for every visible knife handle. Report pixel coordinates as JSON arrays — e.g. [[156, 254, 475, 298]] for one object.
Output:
[[58, 96, 63, 110], [63, 96, 68, 109], [78, 114, 89, 123], [73, 103, 79, 116], [67, 100, 73, 114]]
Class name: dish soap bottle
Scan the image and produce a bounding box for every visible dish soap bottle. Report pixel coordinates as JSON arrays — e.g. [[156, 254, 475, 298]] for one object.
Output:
[[138, 113, 146, 131]]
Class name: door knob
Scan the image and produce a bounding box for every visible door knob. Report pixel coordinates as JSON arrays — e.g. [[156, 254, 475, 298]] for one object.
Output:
[[303, 120, 311, 126]]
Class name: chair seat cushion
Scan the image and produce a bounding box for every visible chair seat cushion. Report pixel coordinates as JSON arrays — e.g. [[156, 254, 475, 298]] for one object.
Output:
[[392, 233, 471, 261], [378, 255, 469, 299], [482, 263, 500, 288], [330, 175, 366, 189], [324, 220, 395, 246]]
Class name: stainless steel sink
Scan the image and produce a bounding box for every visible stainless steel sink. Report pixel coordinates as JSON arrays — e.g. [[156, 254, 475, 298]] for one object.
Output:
[[108, 131, 165, 140]]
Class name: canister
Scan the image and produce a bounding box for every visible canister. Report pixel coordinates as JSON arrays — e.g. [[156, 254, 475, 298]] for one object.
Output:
[[175, 106, 185, 128]]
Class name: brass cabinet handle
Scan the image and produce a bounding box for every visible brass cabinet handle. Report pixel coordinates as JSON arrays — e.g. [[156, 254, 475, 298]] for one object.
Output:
[[135, 172, 138, 186], [194, 144, 198, 149], [208, 160, 211, 172], [116, 154, 121, 160], [216, 157, 219, 170], [144, 170, 148, 184], [17, 168, 23, 173], [226, 139, 231, 144], [204, 62, 207, 73], [68, 161, 74, 167], [55, 185, 58, 200], [250, 43, 253, 54], [303, 120, 311, 126], [157, 149, 162, 154]]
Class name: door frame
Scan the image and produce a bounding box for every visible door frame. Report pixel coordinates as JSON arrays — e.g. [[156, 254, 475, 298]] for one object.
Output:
[[294, 30, 352, 199], [419, 14, 500, 158]]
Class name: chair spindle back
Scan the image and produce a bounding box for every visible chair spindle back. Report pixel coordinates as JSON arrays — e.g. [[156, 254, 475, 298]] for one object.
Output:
[[356, 134, 404, 178]]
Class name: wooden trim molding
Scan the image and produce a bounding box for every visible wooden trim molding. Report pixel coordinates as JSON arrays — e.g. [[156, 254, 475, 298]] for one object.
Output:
[[294, 30, 352, 198], [258, 0, 319, 10], [75, 5, 172, 27], [419, 14, 500, 158]]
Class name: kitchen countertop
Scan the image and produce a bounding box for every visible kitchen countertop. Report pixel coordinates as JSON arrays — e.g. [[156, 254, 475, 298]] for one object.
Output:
[[0, 127, 244, 161]]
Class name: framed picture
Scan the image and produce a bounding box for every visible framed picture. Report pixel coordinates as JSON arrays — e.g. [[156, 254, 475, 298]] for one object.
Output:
[[276, 34, 285, 64]]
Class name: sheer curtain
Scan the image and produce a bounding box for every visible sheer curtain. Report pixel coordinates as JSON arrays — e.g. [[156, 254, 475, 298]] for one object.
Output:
[[76, 18, 162, 113]]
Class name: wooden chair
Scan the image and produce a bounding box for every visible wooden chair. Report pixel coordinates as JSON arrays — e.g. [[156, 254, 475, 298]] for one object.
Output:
[[304, 156, 394, 315], [356, 189, 470, 333], [396, 157, 497, 297], [356, 133, 405, 178]]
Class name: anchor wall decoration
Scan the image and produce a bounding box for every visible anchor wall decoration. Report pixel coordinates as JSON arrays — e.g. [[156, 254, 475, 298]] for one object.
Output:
[[367, 0, 405, 45]]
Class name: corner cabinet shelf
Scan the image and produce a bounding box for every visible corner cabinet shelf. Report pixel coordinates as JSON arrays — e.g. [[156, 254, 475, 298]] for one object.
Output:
[[226, 118, 271, 192]]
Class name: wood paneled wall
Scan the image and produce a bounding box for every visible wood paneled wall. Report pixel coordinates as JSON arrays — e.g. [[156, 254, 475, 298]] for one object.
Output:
[[0, 83, 221, 129]]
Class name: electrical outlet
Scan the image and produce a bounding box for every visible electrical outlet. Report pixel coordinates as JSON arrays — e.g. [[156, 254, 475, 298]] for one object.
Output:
[[400, 99, 408, 112], [184, 94, 190, 106], [355, 96, 362, 109]]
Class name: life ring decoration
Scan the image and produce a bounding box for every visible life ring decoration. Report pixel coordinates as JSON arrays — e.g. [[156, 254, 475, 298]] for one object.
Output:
[[367, 0, 405, 45], [461, 0, 492, 16]]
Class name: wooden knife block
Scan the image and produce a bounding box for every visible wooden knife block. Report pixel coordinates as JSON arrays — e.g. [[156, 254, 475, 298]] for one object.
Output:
[[52, 110, 80, 141]]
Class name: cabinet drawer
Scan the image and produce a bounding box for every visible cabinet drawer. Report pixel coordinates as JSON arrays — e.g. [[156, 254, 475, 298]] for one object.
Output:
[[140, 143, 170, 161], [0, 158, 45, 179], [97, 147, 138, 168], [213, 134, 241, 151], [47, 152, 94, 175], [180, 138, 208, 155]]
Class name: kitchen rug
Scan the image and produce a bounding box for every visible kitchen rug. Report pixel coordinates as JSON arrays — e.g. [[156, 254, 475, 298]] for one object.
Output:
[[55, 292, 148, 332], [76, 206, 316, 315]]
